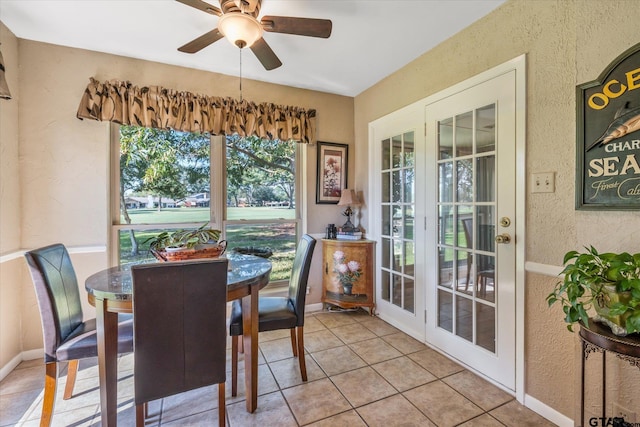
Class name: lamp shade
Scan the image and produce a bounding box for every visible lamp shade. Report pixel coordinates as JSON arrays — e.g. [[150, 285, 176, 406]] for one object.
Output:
[[218, 13, 264, 48], [338, 189, 359, 206]]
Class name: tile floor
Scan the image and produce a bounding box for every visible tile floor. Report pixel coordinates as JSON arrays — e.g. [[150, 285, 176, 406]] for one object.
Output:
[[0, 309, 557, 426]]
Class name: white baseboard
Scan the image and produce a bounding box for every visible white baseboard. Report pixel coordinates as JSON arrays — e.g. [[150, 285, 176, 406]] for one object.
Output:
[[0, 353, 23, 381], [0, 348, 42, 382], [524, 393, 573, 427], [306, 302, 323, 313], [22, 349, 43, 361]]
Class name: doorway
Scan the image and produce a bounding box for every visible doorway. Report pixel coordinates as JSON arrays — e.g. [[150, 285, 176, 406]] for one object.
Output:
[[369, 56, 525, 394], [425, 70, 517, 390]]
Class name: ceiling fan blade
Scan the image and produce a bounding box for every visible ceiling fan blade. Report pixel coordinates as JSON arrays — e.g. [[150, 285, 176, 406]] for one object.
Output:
[[261, 16, 332, 38], [178, 29, 224, 53], [176, 0, 222, 16], [250, 38, 282, 70]]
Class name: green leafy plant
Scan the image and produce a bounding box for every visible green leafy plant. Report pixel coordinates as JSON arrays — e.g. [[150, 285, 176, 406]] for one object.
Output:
[[143, 224, 221, 251], [546, 246, 640, 334]]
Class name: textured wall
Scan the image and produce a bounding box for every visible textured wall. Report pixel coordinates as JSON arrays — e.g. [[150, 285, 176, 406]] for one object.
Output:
[[0, 259, 22, 369], [17, 40, 354, 250], [354, 0, 640, 420], [0, 22, 20, 253], [526, 273, 577, 417], [571, 0, 640, 419], [4, 1, 640, 418], [3, 38, 353, 367], [0, 22, 21, 370]]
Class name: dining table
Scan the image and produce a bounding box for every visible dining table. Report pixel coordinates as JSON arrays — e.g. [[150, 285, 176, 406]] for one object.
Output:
[[85, 252, 271, 427]]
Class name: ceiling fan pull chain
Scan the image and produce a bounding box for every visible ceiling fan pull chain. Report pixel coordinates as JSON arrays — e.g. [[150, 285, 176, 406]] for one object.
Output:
[[239, 47, 243, 102]]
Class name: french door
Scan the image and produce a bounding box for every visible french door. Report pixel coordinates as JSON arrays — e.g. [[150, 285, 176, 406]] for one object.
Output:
[[370, 108, 426, 339], [425, 70, 517, 390], [370, 58, 525, 393]]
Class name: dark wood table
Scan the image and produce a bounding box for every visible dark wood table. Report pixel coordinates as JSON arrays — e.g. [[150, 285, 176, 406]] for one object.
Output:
[[85, 252, 271, 426], [579, 319, 640, 427]]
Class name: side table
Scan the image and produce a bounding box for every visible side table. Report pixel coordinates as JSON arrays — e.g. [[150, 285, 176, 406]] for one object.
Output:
[[322, 239, 376, 315], [579, 319, 640, 427]]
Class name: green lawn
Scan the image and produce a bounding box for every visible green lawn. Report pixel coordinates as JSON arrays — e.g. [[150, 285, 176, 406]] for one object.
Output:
[[123, 207, 295, 224], [228, 207, 296, 221], [119, 207, 297, 281]]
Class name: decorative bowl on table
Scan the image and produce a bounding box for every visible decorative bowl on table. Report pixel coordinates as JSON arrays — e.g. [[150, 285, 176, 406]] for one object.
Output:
[[144, 225, 226, 262], [152, 241, 227, 262]]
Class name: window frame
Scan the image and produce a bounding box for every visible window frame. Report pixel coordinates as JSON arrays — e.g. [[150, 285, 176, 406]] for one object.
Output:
[[109, 124, 305, 288]]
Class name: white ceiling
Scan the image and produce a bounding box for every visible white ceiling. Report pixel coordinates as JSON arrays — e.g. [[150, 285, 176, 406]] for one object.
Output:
[[0, 0, 504, 97]]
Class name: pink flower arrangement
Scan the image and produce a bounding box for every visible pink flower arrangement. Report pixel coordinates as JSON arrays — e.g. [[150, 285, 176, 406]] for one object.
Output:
[[333, 250, 362, 289]]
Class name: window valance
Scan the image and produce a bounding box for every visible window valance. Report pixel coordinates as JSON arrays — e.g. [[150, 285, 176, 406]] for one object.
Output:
[[76, 78, 316, 143]]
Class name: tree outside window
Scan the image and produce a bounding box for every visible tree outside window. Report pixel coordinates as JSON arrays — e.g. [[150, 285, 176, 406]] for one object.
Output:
[[115, 126, 299, 282]]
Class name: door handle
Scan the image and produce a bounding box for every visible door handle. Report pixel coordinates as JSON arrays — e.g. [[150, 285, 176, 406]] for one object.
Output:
[[495, 233, 511, 244]]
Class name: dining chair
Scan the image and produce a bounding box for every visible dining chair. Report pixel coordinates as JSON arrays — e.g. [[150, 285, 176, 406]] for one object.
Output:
[[461, 218, 495, 295], [461, 217, 474, 290], [131, 258, 228, 427], [228, 234, 316, 396], [24, 243, 134, 427]]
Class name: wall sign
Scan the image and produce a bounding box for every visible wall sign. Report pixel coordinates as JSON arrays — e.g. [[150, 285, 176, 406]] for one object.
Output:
[[576, 43, 640, 210]]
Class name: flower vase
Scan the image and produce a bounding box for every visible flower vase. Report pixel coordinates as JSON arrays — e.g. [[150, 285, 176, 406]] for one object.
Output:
[[343, 284, 353, 295]]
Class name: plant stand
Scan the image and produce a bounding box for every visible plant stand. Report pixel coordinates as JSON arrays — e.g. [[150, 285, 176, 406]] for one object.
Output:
[[579, 319, 640, 427]]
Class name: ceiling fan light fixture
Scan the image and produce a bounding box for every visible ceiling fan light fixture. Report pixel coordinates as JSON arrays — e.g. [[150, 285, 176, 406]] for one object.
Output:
[[218, 13, 263, 49]]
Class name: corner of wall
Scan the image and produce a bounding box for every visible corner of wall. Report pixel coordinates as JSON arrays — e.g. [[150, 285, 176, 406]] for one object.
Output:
[[0, 21, 25, 374]]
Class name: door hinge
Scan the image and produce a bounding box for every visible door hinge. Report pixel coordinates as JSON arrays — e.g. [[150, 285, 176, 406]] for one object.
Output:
[[424, 216, 427, 231], [424, 122, 427, 137], [424, 309, 427, 324]]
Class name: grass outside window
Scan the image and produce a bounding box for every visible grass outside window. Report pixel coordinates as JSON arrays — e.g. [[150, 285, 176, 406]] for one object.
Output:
[[118, 207, 296, 281]]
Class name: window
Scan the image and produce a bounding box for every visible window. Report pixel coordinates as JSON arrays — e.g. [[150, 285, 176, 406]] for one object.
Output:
[[111, 125, 301, 283], [224, 135, 300, 282]]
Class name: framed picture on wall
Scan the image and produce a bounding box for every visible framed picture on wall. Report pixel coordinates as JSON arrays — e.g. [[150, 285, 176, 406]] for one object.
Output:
[[316, 141, 348, 204]]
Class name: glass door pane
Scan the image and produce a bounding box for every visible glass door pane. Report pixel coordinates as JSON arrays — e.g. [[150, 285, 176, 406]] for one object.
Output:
[[436, 104, 497, 353], [379, 131, 416, 313]]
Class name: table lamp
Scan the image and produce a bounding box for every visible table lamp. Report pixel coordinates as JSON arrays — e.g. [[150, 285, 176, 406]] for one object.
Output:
[[337, 189, 360, 231]]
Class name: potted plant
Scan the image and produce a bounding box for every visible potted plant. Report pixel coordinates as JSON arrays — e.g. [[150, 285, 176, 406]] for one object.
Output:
[[144, 224, 225, 260], [170, 225, 222, 250], [546, 246, 640, 336]]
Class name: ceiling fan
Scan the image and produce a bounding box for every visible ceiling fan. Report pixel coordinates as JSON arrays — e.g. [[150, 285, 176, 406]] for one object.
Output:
[[176, 0, 332, 70]]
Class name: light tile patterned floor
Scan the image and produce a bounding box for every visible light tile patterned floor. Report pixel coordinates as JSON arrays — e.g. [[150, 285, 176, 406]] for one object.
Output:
[[0, 309, 557, 426]]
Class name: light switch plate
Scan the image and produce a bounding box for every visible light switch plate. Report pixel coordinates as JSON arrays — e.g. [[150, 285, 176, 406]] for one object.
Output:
[[532, 172, 555, 193]]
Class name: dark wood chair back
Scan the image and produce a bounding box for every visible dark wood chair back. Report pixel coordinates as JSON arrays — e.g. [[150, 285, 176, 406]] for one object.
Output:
[[288, 234, 317, 327], [25, 243, 134, 427], [131, 258, 228, 426], [228, 234, 316, 396], [25, 243, 83, 362]]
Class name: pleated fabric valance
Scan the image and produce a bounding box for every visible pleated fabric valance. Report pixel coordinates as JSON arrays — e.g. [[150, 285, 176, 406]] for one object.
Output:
[[76, 78, 316, 143]]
